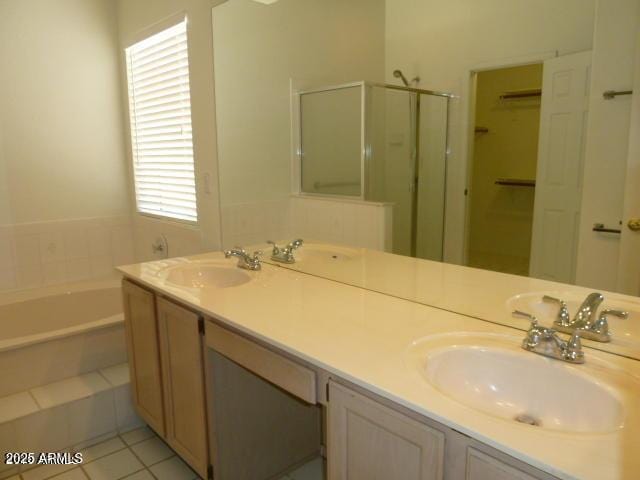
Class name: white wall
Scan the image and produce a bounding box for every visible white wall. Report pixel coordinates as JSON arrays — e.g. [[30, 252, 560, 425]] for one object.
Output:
[[116, 0, 224, 260], [385, 0, 596, 264], [0, 0, 130, 224], [576, 0, 640, 291], [0, 0, 135, 290]]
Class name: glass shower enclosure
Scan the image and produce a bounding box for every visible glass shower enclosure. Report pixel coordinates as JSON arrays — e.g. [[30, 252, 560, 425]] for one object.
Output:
[[298, 81, 450, 261]]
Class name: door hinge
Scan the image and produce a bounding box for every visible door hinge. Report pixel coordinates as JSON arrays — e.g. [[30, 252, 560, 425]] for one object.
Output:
[[198, 317, 205, 335], [207, 464, 214, 479], [325, 382, 330, 402]]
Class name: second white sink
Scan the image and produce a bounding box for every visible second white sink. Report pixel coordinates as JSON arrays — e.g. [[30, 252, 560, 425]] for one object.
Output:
[[406, 333, 638, 434]]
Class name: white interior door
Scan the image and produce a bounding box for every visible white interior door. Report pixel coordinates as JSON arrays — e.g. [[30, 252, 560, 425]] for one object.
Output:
[[616, 33, 640, 295], [529, 51, 592, 282]]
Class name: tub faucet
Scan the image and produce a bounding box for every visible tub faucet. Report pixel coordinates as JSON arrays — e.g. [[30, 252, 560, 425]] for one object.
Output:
[[266, 239, 303, 264], [224, 247, 262, 271], [543, 292, 628, 342], [513, 311, 584, 364]]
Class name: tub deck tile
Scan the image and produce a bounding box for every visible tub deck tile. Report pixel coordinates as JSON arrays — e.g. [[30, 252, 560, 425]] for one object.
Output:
[[98, 364, 129, 388], [0, 392, 39, 424], [30, 373, 110, 409]]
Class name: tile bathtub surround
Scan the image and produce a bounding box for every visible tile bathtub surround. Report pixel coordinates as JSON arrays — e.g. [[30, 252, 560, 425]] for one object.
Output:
[[0, 217, 134, 291], [221, 196, 392, 252], [0, 363, 142, 479], [289, 196, 392, 251], [220, 199, 292, 250]]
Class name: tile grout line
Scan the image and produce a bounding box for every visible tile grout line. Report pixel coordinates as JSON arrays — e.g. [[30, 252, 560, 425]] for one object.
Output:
[[23, 428, 201, 480], [36, 440, 127, 480], [124, 433, 184, 479]]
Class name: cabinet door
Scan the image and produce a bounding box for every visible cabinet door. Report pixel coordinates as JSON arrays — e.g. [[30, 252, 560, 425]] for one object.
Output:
[[157, 297, 209, 478], [466, 448, 539, 480], [328, 381, 444, 480], [122, 280, 165, 436]]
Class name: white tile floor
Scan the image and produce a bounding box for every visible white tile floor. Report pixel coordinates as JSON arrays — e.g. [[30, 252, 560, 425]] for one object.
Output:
[[278, 456, 324, 480], [10, 427, 197, 480], [8, 426, 324, 480]]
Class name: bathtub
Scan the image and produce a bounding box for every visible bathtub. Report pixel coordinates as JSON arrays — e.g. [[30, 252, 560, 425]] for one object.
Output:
[[0, 278, 127, 397]]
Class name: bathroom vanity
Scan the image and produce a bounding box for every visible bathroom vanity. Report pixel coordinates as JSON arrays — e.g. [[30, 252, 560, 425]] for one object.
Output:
[[118, 251, 640, 480]]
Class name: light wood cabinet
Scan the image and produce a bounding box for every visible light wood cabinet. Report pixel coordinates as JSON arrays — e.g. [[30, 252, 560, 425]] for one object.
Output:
[[123, 280, 210, 478], [205, 320, 317, 403], [465, 448, 539, 480], [157, 297, 209, 479], [328, 381, 445, 480], [122, 280, 165, 436]]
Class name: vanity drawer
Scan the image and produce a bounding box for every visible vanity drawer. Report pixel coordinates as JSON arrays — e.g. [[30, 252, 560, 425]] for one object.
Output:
[[205, 320, 317, 404]]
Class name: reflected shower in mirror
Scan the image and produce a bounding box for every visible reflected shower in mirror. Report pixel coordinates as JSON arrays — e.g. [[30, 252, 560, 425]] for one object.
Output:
[[297, 81, 449, 261]]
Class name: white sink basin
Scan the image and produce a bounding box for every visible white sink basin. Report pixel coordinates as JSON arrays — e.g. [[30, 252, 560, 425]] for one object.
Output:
[[406, 333, 638, 433], [161, 261, 251, 289]]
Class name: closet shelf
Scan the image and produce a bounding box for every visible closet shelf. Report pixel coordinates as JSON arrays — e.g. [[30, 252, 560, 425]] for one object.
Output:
[[499, 89, 541, 100], [495, 178, 536, 187]]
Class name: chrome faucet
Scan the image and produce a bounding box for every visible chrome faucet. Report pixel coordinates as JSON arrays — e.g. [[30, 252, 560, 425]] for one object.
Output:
[[224, 247, 262, 271], [543, 293, 628, 342], [266, 239, 303, 264], [513, 311, 584, 364]]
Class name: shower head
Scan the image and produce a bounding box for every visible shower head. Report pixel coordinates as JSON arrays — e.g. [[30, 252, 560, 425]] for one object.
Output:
[[393, 69, 410, 87]]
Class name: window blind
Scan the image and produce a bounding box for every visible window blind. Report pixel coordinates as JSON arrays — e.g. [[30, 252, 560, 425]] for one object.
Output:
[[125, 20, 198, 223]]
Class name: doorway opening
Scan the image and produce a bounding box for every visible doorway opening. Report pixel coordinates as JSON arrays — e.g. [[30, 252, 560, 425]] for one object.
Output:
[[466, 64, 543, 275]]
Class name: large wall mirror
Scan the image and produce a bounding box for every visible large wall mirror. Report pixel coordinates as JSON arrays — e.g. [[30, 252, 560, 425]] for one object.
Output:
[[212, 0, 640, 360]]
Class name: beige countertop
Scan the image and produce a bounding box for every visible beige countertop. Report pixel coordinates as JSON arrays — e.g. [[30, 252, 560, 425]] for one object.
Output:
[[251, 242, 640, 359], [118, 251, 640, 480]]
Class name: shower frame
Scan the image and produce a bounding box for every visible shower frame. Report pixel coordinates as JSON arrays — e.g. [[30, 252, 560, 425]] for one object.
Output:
[[293, 80, 452, 256]]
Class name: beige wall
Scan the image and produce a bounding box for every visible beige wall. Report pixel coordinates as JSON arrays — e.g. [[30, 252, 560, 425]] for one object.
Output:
[[212, 0, 385, 248], [116, 0, 224, 259], [0, 126, 11, 224], [385, 0, 596, 264], [467, 64, 542, 276], [213, 0, 385, 208], [0, 0, 130, 224]]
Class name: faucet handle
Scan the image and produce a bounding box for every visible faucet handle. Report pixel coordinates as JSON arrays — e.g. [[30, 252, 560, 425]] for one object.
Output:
[[564, 330, 584, 363], [589, 309, 628, 341], [600, 309, 629, 320], [543, 295, 571, 326], [512, 310, 538, 326]]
